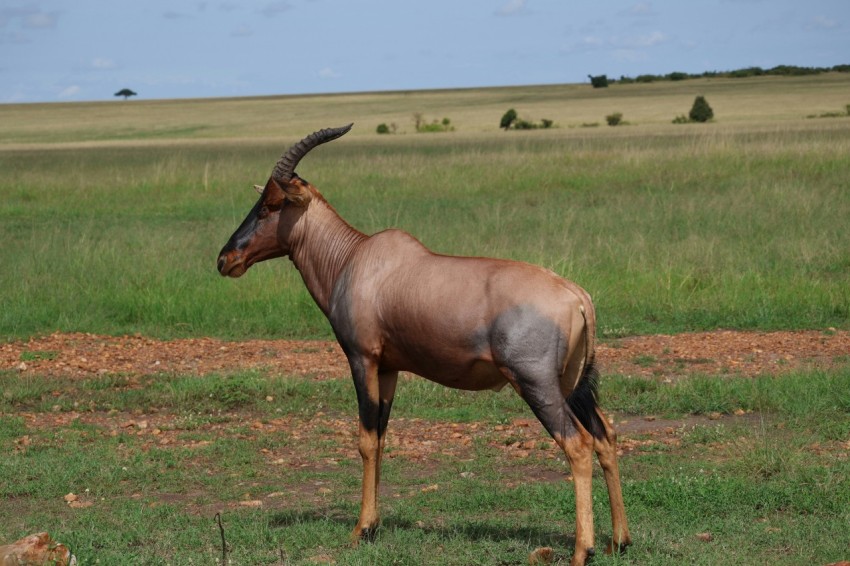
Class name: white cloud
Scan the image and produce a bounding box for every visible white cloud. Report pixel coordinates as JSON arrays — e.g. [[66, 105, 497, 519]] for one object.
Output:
[[317, 67, 340, 79], [23, 10, 57, 29], [612, 49, 647, 62], [495, 0, 527, 17], [58, 85, 81, 98], [629, 2, 653, 15], [579, 36, 605, 49], [566, 31, 668, 53], [805, 15, 839, 30], [260, 2, 292, 18], [625, 31, 667, 47], [91, 57, 116, 70]]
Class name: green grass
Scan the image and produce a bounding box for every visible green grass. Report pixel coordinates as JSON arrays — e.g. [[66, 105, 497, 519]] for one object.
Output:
[[2, 79, 850, 339], [1, 365, 848, 564]]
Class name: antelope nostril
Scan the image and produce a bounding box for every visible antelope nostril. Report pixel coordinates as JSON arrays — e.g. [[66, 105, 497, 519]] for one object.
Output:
[[217, 256, 226, 274]]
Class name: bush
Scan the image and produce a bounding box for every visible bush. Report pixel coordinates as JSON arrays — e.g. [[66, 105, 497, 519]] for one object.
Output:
[[588, 74, 609, 88], [500, 108, 517, 130], [672, 115, 690, 124], [417, 118, 454, 133], [689, 96, 714, 122], [606, 112, 623, 126], [376, 123, 390, 134], [501, 109, 555, 131], [540, 119, 554, 129], [414, 116, 454, 133]]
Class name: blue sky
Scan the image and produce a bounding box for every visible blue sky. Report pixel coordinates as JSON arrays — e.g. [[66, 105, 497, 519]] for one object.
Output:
[[1, 0, 847, 103]]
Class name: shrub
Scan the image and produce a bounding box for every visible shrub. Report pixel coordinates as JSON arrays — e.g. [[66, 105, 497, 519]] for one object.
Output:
[[606, 112, 623, 126], [500, 108, 517, 130], [417, 118, 454, 133], [588, 74, 609, 88], [414, 115, 454, 133], [376, 123, 390, 134], [540, 119, 554, 129], [672, 115, 690, 124], [689, 96, 714, 122]]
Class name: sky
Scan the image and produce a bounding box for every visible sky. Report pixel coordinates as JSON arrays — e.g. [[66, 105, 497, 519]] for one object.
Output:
[[1, 0, 848, 104]]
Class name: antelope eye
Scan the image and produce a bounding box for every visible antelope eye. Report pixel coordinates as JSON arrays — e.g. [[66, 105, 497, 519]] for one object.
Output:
[[258, 206, 270, 219]]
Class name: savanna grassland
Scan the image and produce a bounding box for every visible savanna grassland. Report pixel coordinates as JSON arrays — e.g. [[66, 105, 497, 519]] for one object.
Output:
[[1, 75, 849, 565]]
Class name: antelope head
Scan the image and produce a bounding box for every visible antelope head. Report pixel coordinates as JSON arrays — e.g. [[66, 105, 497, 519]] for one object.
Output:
[[216, 124, 353, 277]]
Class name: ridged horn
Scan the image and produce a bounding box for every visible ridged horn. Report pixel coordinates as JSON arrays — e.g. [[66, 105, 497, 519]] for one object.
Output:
[[272, 123, 353, 183]]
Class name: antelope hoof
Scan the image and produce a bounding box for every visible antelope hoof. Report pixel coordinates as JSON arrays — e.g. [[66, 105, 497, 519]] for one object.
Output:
[[350, 524, 378, 545], [569, 546, 595, 566], [605, 537, 632, 555]]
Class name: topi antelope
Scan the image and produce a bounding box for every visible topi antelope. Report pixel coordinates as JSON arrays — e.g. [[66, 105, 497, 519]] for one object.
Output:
[[217, 124, 631, 565]]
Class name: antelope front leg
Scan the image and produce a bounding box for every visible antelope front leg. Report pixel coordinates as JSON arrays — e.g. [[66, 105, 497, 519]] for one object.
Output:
[[350, 362, 397, 543]]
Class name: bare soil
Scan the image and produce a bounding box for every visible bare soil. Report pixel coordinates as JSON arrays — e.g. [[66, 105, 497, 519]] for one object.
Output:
[[4, 329, 848, 382], [3, 329, 849, 499]]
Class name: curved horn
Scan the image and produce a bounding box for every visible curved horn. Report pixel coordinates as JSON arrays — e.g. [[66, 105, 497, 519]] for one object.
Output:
[[272, 123, 353, 183]]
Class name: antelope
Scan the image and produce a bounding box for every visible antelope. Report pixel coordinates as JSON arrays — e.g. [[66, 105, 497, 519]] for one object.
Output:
[[216, 124, 631, 565]]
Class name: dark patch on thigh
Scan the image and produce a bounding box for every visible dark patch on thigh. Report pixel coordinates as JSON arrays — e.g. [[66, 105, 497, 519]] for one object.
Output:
[[488, 304, 568, 380], [488, 305, 575, 439]]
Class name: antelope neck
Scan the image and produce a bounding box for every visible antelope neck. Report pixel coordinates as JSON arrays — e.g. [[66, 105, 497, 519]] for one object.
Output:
[[289, 200, 367, 314]]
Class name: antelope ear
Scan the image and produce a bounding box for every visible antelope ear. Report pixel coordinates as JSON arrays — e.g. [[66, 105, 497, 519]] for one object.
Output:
[[253, 184, 264, 195], [273, 178, 312, 207]]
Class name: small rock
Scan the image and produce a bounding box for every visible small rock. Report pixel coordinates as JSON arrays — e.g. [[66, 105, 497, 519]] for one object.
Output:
[[696, 532, 713, 542], [421, 484, 439, 493], [0, 532, 76, 566]]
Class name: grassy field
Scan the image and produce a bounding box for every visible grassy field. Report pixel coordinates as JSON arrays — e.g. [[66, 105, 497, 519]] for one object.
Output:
[[1, 74, 849, 340], [1, 365, 848, 565], [1, 75, 849, 564]]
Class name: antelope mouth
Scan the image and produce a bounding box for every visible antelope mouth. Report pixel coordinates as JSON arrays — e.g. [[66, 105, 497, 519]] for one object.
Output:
[[217, 255, 247, 278]]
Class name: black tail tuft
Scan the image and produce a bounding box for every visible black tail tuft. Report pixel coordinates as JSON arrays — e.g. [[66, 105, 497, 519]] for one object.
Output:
[[566, 357, 606, 440]]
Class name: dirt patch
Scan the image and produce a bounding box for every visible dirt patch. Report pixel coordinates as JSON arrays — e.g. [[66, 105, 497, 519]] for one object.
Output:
[[3, 329, 848, 381], [3, 329, 848, 492], [597, 329, 849, 380]]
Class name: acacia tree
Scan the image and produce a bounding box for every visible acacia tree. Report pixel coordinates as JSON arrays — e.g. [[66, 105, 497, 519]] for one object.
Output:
[[114, 88, 137, 100], [588, 74, 609, 88], [500, 108, 517, 130]]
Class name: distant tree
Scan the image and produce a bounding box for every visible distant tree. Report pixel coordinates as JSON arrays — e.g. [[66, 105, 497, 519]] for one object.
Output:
[[376, 123, 390, 134], [500, 108, 517, 130], [689, 95, 714, 122], [588, 74, 609, 88], [114, 88, 137, 100]]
